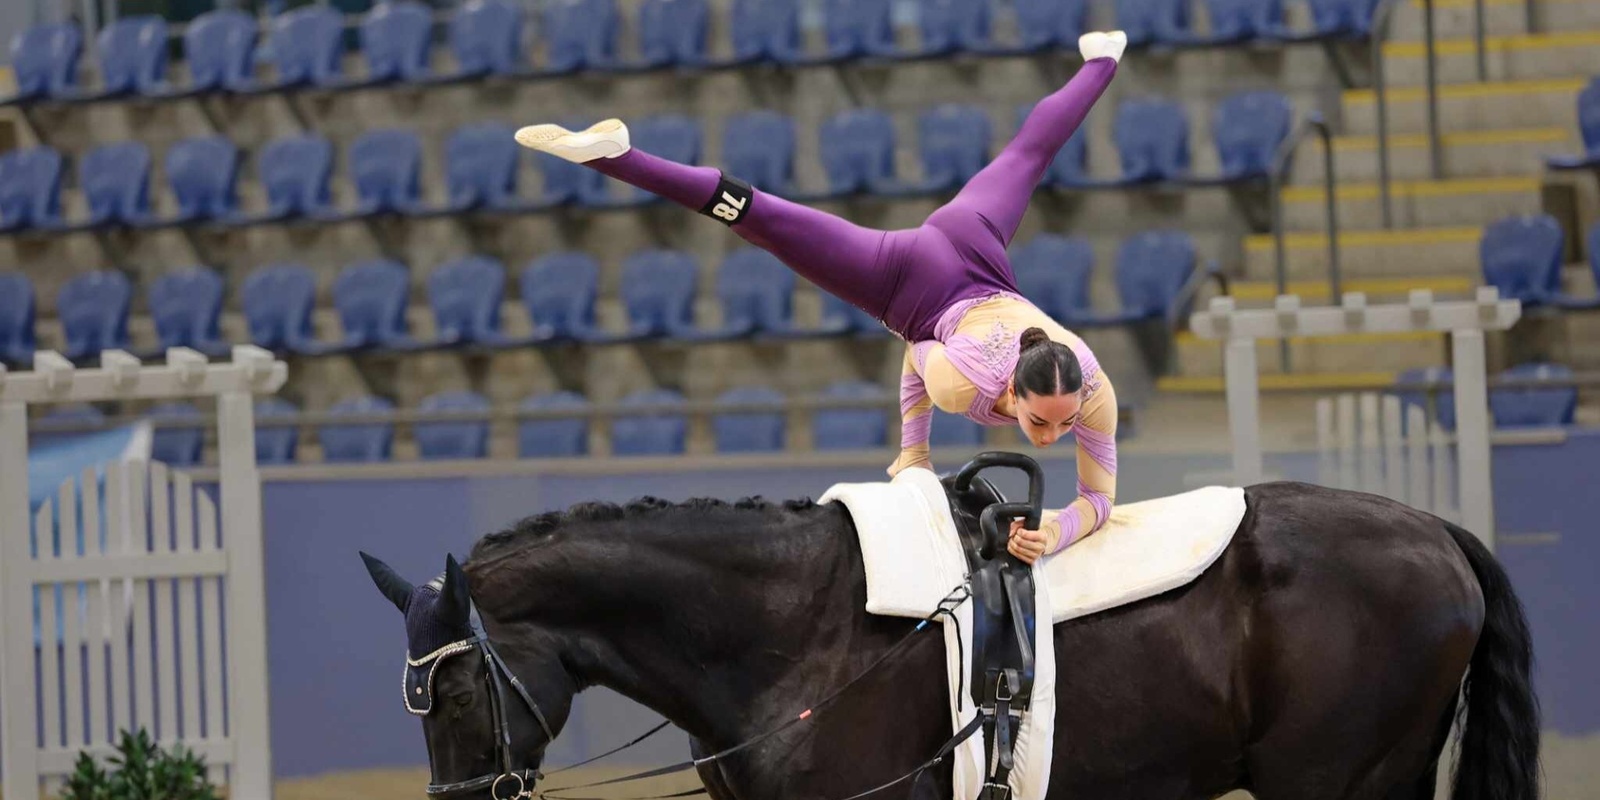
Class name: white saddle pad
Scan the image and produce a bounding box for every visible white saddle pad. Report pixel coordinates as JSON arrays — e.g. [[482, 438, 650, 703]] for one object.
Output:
[[820, 471, 1247, 800]]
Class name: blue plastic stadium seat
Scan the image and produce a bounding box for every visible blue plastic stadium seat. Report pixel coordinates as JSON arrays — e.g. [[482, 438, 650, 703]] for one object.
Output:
[[37, 405, 107, 447], [252, 6, 348, 91], [1099, 231, 1198, 325], [343, 129, 425, 217], [149, 402, 205, 467], [232, 134, 338, 223], [917, 0, 996, 56], [822, 0, 897, 60], [915, 104, 991, 192], [820, 293, 889, 338], [1116, 0, 1191, 48], [930, 412, 986, 448], [520, 253, 602, 342], [1303, 0, 1381, 38], [1113, 97, 1190, 184], [0, 272, 37, 366], [1014, 104, 1094, 189], [319, 396, 396, 463], [722, 111, 801, 196], [593, 114, 702, 207], [436, 0, 526, 80], [416, 391, 492, 459], [2, 23, 84, 103], [813, 381, 889, 451], [1545, 77, 1600, 171], [713, 385, 787, 453], [0, 146, 68, 231], [818, 109, 900, 197], [1490, 363, 1577, 428], [353, 0, 435, 86], [1479, 214, 1562, 307], [1012, 234, 1095, 324], [183, 10, 259, 93], [255, 396, 301, 464], [58, 271, 133, 361], [1014, 0, 1089, 51], [600, 250, 700, 342], [424, 256, 511, 347], [638, 0, 710, 68], [542, 0, 622, 74], [1186, 0, 1283, 45], [729, 0, 806, 65], [437, 123, 523, 213], [1197, 91, 1291, 184], [167, 137, 242, 223], [91, 16, 177, 99], [1395, 367, 1455, 431], [710, 248, 798, 338], [519, 391, 590, 458], [242, 264, 321, 354], [612, 389, 688, 456], [331, 259, 415, 351], [147, 267, 229, 357], [80, 141, 157, 228]]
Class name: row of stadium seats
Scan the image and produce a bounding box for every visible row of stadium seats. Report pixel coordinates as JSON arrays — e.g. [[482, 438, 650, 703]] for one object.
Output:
[[2, 0, 1381, 105], [38, 358, 1573, 467], [0, 232, 1207, 366], [0, 93, 1293, 234]]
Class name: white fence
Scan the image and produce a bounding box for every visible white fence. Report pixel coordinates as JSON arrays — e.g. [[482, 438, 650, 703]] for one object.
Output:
[[0, 347, 287, 800], [1315, 392, 1459, 522]]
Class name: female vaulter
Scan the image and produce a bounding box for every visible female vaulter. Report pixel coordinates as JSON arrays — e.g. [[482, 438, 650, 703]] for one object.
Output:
[[516, 32, 1128, 565]]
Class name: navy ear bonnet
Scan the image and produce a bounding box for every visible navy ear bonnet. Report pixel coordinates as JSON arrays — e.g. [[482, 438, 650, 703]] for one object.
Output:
[[403, 576, 476, 716]]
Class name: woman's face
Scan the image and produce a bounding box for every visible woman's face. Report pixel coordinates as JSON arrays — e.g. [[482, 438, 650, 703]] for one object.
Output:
[[1012, 387, 1082, 448]]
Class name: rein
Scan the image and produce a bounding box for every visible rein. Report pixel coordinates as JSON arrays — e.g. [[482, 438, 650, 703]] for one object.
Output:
[[443, 582, 974, 800]]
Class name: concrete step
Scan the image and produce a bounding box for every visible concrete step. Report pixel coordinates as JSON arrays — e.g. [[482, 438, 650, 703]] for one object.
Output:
[[1226, 275, 1479, 303], [1280, 176, 1543, 230], [1158, 372, 1401, 393], [1242, 225, 1482, 281], [1341, 77, 1585, 136], [1386, 0, 1600, 41], [1383, 31, 1600, 87], [1172, 330, 1447, 377], [1296, 127, 1573, 182]]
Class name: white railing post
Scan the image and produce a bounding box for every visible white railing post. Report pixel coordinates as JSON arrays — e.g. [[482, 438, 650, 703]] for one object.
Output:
[[1452, 326, 1495, 548], [1, 399, 42, 800]]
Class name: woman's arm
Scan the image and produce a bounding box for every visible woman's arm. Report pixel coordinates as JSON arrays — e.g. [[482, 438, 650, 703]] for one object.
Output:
[[1047, 379, 1119, 554], [888, 343, 937, 477]]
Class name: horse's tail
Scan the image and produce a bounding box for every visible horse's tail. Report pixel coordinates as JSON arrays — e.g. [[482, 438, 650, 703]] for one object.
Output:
[[1444, 521, 1540, 800]]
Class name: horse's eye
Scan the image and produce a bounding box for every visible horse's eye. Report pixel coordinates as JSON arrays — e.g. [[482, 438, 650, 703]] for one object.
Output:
[[450, 691, 475, 708]]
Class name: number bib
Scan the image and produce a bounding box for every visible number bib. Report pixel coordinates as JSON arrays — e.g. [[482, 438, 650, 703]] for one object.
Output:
[[700, 173, 754, 226]]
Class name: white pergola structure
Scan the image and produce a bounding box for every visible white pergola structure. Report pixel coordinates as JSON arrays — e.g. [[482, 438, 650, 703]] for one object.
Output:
[[1188, 288, 1521, 548], [0, 346, 287, 800]]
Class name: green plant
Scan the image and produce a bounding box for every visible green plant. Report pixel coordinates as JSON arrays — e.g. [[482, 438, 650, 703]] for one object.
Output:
[[57, 729, 221, 800]]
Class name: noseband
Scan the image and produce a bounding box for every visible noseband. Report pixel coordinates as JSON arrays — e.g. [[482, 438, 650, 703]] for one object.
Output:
[[421, 633, 558, 800]]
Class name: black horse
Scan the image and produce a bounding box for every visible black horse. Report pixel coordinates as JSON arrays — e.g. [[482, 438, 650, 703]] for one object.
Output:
[[361, 479, 1539, 800]]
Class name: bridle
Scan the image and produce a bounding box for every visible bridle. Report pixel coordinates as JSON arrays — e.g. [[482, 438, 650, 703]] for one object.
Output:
[[421, 632, 558, 800]]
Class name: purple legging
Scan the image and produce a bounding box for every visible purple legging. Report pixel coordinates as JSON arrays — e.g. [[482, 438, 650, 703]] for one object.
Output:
[[587, 58, 1118, 341]]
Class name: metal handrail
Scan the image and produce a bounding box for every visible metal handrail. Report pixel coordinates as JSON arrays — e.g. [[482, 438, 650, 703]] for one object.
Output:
[[1372, 0, 1445, 229], [1269, 112, 1342, 299]]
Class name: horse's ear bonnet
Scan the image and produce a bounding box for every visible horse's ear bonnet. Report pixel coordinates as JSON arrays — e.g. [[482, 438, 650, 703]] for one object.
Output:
[[400, 556, 476, 715]]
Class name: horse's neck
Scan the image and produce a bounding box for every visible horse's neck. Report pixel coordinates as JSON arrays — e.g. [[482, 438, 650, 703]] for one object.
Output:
[[509, 508, 867, 745]]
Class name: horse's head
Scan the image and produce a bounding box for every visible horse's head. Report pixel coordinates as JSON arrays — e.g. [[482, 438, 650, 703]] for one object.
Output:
[[361, 551, 570, 800]]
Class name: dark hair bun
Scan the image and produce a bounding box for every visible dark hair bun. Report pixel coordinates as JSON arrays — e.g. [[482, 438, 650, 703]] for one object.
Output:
[[1018, 327, 1052, 352]]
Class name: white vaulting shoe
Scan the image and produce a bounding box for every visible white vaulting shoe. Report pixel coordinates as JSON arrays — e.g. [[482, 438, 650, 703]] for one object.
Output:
[[1079, 30, 1128, 63], [514, 118, 631, 163]]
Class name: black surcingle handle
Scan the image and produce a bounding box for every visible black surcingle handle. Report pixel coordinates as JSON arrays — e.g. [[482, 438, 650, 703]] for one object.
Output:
[[954, 451, 1046, 559]]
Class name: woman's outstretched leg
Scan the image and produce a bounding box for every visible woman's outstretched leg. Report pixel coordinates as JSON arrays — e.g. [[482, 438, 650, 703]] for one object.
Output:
[[926, 32, 1124, 253], [515, 121, 900, 321]]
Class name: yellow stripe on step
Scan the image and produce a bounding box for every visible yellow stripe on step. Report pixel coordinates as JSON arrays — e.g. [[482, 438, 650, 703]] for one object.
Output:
[[1280, 176, 1541, 203], [1225, 276, 1477, 301], [1244, 226, 1482, 251], [1332, 127, 1570, 151], [1385, 30, 1600, 58], [1159, 373, 1400, 392], [1175, 329, 1445, 346], [1344, 77, 1587, 105]]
